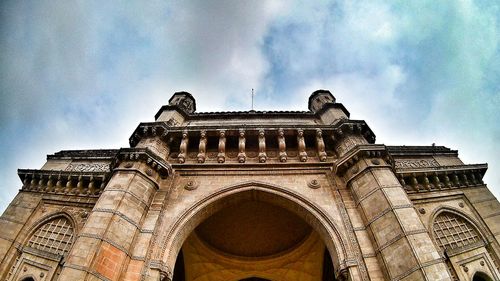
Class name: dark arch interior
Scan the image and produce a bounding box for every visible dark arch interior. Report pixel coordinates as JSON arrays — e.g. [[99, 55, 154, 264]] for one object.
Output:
[[473, 272, 492, 281], [240, 278, 271, 281], [21, 278, 35, 281]]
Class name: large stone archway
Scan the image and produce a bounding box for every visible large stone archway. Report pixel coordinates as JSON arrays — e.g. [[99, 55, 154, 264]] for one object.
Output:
[[152, 181, 354, 281]]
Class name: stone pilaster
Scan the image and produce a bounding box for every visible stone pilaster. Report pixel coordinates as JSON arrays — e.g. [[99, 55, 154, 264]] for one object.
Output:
[[335, 141, 452, 281], [59, 149, 171, 281]]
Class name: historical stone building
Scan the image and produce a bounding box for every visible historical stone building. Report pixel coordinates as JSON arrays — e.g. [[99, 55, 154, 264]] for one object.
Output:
[[0, 90, 499, 281]]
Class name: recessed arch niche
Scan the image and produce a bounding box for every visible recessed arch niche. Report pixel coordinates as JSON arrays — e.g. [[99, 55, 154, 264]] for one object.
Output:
[[165, 183, 348, 281]]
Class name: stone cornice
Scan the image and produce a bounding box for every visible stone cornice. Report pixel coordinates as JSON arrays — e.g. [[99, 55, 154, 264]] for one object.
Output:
[[334, 144, 387, 175], [116, 148, 173, 178], [18, 169, 109, 196], [395, 164, 487, 193], [47, 149, 119, 160], [394, 163, 488, 175], [386, 145, 458, 156]]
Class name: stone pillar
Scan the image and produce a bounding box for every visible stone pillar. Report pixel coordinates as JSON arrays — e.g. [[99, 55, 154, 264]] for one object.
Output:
[[278, 128, 287, 162], [178, 130, 189, 163], [197, 130, 207, 163], [316, 129, 327, 162], [297, 129, 307, 162], [59, 150, 170, 281], [238, 129, 246, 163], [217, 130, 226, 163], [258, 129, 267, 163], [335, 136, 451, 280]]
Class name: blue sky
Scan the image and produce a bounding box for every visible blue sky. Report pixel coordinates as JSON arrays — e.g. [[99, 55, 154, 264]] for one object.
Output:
[[0, 0, 499, 213]]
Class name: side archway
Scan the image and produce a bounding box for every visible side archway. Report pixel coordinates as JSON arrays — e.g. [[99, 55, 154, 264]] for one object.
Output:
[[157, 181, 352, 279]]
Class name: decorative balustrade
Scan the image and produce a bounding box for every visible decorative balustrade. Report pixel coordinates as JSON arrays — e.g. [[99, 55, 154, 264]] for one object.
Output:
[[394, 164, 488, 193], [18, 169, 109, 196], [128, 119, 375, 164]]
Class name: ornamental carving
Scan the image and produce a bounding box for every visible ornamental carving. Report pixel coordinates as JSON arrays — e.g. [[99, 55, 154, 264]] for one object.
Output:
[[65, 163, 110, 172], [394, 159, 439, 169]]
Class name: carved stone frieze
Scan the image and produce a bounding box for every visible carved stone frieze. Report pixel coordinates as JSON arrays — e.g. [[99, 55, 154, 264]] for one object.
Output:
[[65, 163, 110, 172], [394, 159, 440, 169]]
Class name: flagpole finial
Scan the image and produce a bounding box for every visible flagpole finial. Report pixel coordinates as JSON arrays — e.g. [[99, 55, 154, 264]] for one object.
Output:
[[251, 89, 254, 110]]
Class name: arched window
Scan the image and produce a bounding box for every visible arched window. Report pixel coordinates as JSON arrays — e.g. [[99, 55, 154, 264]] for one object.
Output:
[[433, 212, 481, 252], [27, 216, 74, 256], [433, 211, 484, 280]]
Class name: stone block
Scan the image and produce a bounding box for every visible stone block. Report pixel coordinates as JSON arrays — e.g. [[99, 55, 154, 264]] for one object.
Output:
[[58, 266, 88, 280], [122, 259, 144, 281], [356, 230, 375, 255], [82, 211, 113, 236], [66, 236, 100, 267], [373, 169, 400, 186], [97, 190, 125, 210], [360, 189, 390, 223], [141, 211, 159, 231], [370, 211, 402, 248], [395, 208, 425, 233], [128, 177, 155, 204], [383, 186, 411, 206], [423, 262, 451, 281], [346, 208, 364, 228], [131, 232, 152, 258], [105, 215, 137, 251], [407, 233, 441, 264], [364, 256, 384, 280], [382, 238, 418, 278], [350, 172, 379, 200], [94, 241, 127, 281], [401, 268, 425, 281], [117, 192, 146, 225]]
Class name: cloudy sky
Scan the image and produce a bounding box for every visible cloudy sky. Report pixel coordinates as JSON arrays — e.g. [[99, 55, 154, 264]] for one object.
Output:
[[0, 1, 499, 213]]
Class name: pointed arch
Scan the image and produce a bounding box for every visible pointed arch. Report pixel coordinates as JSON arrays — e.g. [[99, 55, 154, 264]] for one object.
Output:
[[157, 180, 352, 278], [23, 211, 77, 257], [429, 207, 488, 253]]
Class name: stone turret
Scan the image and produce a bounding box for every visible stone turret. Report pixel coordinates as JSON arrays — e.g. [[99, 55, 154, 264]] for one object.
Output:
[[308, 89, 350, 124], [155, 91, 197, 125], [168, 91, 196, 114]]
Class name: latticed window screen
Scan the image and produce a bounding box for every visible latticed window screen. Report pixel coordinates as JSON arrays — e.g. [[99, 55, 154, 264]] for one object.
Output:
[[433, 212, 480, 251], [27, 217, 74, 256]]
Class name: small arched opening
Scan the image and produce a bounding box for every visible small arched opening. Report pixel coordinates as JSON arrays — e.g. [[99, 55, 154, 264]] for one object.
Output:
[[21, 277, 36, 281]]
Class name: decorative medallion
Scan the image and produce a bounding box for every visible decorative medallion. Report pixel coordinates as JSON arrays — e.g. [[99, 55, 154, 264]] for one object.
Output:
[[184, 180, 199, 191], [459, 202, 465, 208], [418, 208, 426, 214], [308, 179, 321, 189], [371, 159, 380, 165], [146, 169, 153, 176], [124, 162, 133, 168]]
